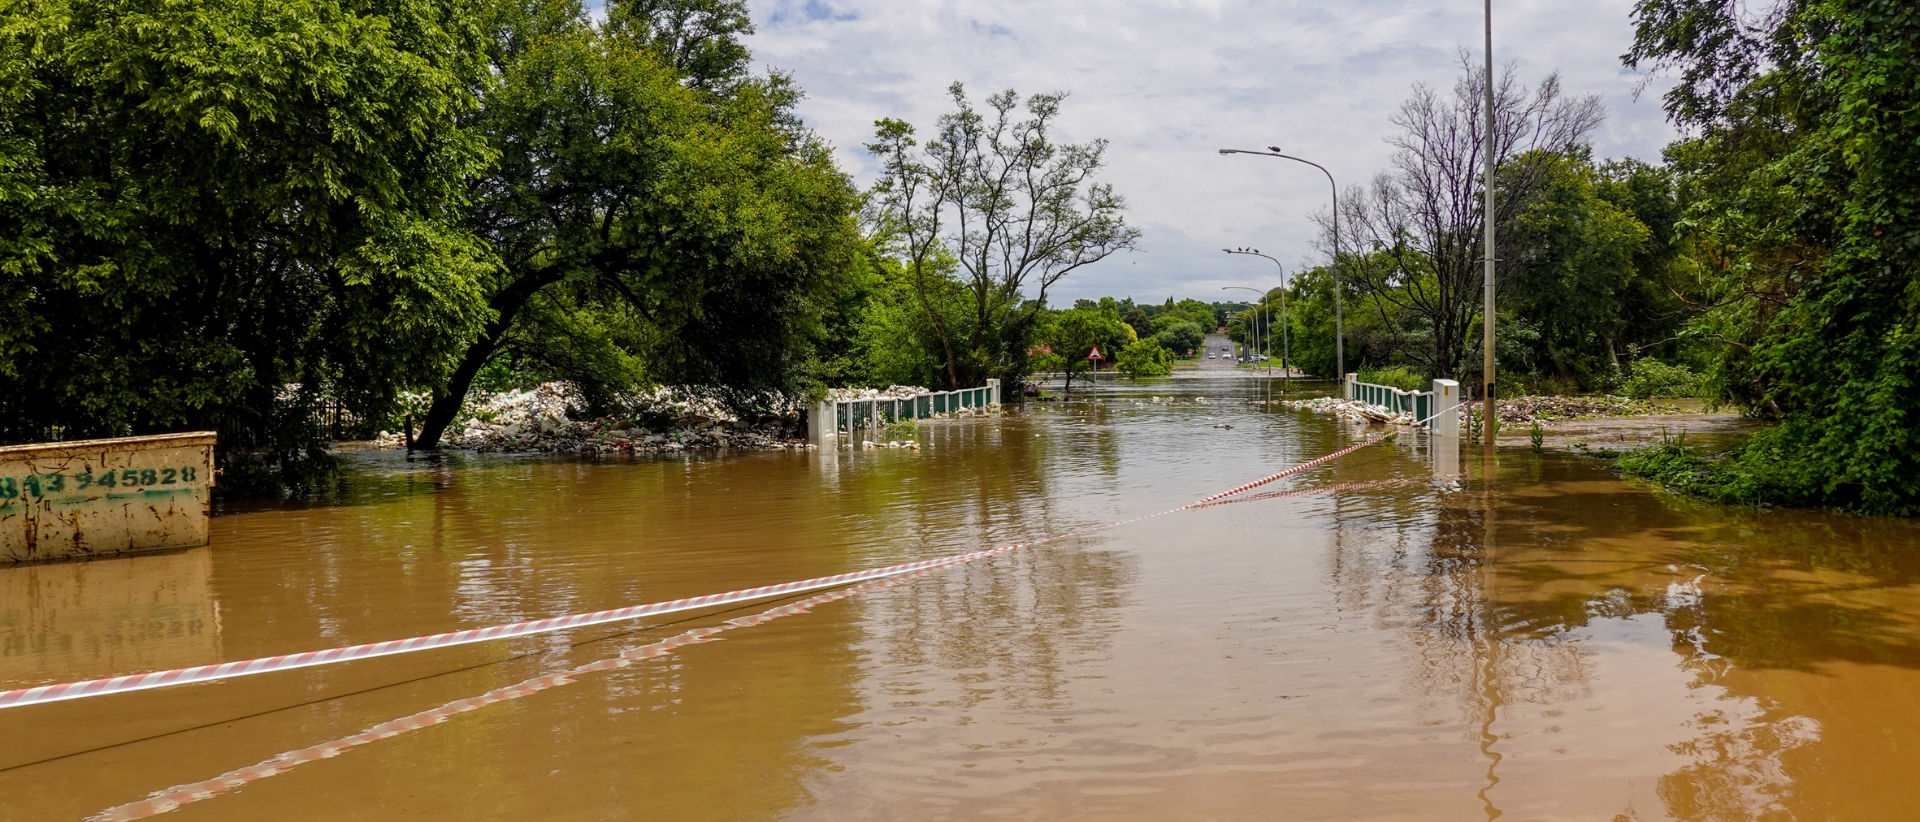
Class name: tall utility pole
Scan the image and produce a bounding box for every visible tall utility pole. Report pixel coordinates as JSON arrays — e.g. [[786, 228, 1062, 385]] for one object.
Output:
[[1481, 0, 1499, 442]]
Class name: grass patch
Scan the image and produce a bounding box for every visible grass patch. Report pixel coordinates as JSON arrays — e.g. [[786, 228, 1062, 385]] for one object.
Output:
[[1609, 427, 1915, 515], [1614, 431, 1743, 502]]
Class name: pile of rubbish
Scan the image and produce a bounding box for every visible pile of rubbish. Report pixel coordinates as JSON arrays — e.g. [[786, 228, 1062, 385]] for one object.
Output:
[[827, 385, 930, 402], [374, 382, 1014, 454], [1491, 395, 1678, 424], [1281, 397, 1420, 425], [379, 383, 810, 454], [1280, 394, 1680, 427], [1136, 395, 1210, 407]]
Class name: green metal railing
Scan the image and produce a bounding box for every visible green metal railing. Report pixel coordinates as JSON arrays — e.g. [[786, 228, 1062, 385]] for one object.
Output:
[[1344, 378, 1433, 426], [828, 380, 1000, 441]]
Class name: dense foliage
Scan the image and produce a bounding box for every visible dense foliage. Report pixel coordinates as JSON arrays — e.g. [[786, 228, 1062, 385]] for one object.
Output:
[[1627, 0, 1920, 513], [0, 0, 498, 489], [1115, 339, 1174, 377], [0, 0, 878, 490], [411, 0, 864, 447], [1039, 304, 1134, 391]]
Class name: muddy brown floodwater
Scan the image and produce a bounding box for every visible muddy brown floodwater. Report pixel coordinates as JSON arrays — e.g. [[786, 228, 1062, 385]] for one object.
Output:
[[4, 376, 1919, 821]]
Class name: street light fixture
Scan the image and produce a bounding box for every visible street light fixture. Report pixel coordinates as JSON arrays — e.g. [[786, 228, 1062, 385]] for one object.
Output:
[[1222, 250, 1291, 393], [1219, 282, 1265, 372], [1217, 147, 1344, 384], [1221, 279, 1282, 408]]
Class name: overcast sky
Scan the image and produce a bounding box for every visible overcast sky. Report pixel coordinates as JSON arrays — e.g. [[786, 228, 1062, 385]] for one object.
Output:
[[742, 0, 1678, 304]]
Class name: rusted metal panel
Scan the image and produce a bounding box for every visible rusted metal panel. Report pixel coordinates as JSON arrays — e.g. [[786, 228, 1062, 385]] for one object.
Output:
[[0, 432, 216, 564]]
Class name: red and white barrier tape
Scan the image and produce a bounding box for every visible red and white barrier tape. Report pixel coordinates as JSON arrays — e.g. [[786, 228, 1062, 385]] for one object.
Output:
[[0, 548, 1006, 711], [87, 570, 933, 821], [1188, 478, 1419, 509], [3, 410, 1432, 713], [84, 473, 1425, 820]]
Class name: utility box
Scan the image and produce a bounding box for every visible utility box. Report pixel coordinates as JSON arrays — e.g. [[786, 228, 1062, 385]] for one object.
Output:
[[0, 432, 216, 564]]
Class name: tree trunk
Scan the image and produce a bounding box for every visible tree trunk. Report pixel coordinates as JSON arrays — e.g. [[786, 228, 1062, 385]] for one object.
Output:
[[413, 268, 565, 449]]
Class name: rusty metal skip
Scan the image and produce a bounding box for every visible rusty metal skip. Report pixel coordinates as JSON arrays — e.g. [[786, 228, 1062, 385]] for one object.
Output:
[[0, 432, 216, 564]]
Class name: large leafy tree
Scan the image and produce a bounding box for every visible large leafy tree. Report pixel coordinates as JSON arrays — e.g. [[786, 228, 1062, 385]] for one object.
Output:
[[1502, 152, 1686, 386], [865, 85, 1139, 392], [0, 0, 496, 489], [1629, 0, 1920, 512], [411, 0, 863, 447]]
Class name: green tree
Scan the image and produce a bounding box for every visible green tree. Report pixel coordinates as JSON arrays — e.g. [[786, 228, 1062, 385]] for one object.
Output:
[[1283, 263, 1394, 379], [865, 85, 1139, 393], [1042, 306, 1133, 393], [1502, 150, 1658, 386], [852, 252, 961, 388], [412, 0, 863, 446], [1152, 320, 1205, 357], [0, 0, 497, 490], [1629, 0, 1920, 512], [1115, 338, 1173, 377]]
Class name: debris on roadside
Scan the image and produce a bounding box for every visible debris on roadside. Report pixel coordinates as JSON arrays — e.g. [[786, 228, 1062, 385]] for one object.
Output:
[[375, 383, 813, 455], [1491, 395, 1680, 424], [1278, 394, 1682, 427], [1280, 397, 1420, 425], [827, 385, 930, 402]]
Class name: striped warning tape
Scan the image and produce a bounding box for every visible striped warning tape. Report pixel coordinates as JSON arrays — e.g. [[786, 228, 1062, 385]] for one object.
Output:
[[86, 570, 933, 821], [2, 407, 1440, 713], [87, 474, 1417, 820], [1187, 478, 1420, 509], [0, 547, 1012, 711]]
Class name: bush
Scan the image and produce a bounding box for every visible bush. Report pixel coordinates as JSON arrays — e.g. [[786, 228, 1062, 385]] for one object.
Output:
[[1617, 435, 1739, 500], [1116, 339, 1174, 377], [1356, 365, 1425, 391], [1611, 427, 1915, 514], [1620, 359, 1706, 399]]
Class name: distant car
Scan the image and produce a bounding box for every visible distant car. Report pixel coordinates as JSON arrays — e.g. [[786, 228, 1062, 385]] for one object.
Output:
[[1207, 354, 1217, 359]]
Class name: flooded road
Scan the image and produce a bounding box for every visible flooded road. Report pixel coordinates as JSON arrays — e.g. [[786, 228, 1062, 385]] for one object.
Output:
[[4, 376, 1919, 821]]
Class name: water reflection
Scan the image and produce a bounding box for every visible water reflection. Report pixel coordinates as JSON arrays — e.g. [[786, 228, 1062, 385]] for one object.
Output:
[[2, 376, 1919, 821], [0, 548, 221, 686], [1380, 451, 1920, 821]]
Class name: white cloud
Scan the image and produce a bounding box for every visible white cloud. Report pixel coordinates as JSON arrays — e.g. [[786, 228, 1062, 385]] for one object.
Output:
[[746, 0, 1676, 303]]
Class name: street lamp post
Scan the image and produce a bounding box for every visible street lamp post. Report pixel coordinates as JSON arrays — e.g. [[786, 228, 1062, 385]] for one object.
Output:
[[1218, 147, 1343, 383], [1222, 250, 1291, 391], [1221, 280, 1282, 407]]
